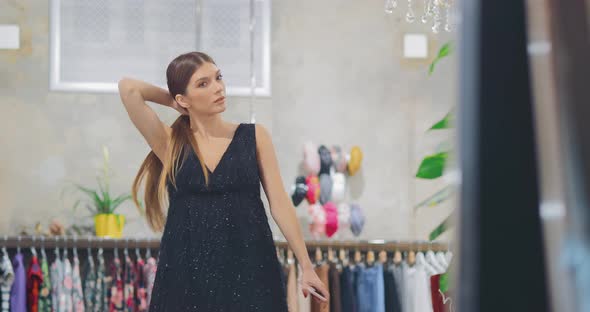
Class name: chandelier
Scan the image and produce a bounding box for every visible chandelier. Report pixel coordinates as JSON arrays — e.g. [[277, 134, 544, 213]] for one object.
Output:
[[385, 0, 457, 33]]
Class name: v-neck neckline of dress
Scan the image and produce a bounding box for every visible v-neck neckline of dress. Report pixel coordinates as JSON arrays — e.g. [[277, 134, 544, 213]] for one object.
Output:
[[197, 123, 244, 175]]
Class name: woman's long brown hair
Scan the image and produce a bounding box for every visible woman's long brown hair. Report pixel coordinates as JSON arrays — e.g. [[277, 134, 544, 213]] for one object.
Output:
[[131, 52, 215, 232]]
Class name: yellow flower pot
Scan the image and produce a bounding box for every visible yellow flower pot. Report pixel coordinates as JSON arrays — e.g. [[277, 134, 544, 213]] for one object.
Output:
[[94, 214, 125, 238]]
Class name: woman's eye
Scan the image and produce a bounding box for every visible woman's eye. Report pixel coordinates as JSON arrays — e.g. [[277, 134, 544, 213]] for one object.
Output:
[[217, 74, 223, 80], [199, 82, 207, 87]]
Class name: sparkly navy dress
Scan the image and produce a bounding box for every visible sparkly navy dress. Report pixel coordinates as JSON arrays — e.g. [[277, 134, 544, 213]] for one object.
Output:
[[149, 123, 288, 311]]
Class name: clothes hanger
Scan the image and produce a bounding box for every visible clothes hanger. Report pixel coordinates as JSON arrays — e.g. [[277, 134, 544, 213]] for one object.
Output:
[[135, 238, 142, 260], [353, 249, 362, 264], [314, 247, 323, 265], [54, 236, 60, 259], [1, 235, 7, 258], [97, 245, 104, 269], [63, 236, 68, 260], [87, 236, 94, 265], [436, 251, 449, 270], [16, 235, 21, 254], [146, 243, 152, 259], [114, 238, 119, 260], [73, 235, 78, 259], [366, 249, 375, 266], [393, 243, 403, 265], [407, 249, 416, 266], [98, 237, 104, 262], [40, 236, 47, 261], [417, 245, 438, 275], [327, 247, 335, 264], [30, 236, 37, 257], [378, 249, 388, 264], [276, 246, 284, 265], [338, 248, 348, 267], [426, 241, 445, 274], [124, 238, 130, 260], [445, 250, 453, 265]]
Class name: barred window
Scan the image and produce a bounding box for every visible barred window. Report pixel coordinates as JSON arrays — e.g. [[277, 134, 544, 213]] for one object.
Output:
[[50, 0, 271, 96]]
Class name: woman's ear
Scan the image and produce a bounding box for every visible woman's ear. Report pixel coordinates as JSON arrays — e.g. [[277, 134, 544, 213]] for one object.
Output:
[[175, 94, 189, 109]]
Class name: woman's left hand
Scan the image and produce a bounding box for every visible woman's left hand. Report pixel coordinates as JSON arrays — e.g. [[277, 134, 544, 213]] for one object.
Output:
[[299, 267, 329, 304]]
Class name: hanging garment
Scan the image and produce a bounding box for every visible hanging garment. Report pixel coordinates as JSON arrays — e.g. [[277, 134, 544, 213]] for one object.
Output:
[[38, 254, 52, 312], [123, 255, 136, 312], [356, 263, 385, 312], [415, 264, 434, 312], [286, 261, 298, 312], [297, 264, 311, 312], [430, 275, 444, 312], [26, 255, 43, 312], [10, 253, 26, 312], [328, 263, 342, 312], [147, 124, 288, 311], [95, 251, 108, 312], [71, 254, 85, 312], [134, 257, 148, 312], [311, 263, 330, 312], [109, 256, 124, 312], [340, 265, 357, 312], [143, 257, 156, 308], [50, 256, 64, 312], [390, 263, 405, 312], [402, 262, 415, 312], [62, 256, 73, 312], [0, 252, 14, 312], [383, 265, 402, 312], [438, 273, 454, 312], [83, 254, 96, 312]]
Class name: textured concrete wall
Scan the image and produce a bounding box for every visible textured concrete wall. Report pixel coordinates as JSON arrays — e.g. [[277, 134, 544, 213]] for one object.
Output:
[[0, 0, 456, 241]]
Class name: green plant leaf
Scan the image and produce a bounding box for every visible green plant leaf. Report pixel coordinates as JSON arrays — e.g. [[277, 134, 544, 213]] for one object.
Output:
[[430, 113, 453, 130], [110, 193, 132, 214], [428, 60, 438, 76], [414, 185, 454, 210], [73, 183, 102, 208], [416, 152, 448, 179], [438, 42, 452, 58], [429, 214, 453, 241], [428, 42, 453, 76], [439, 272, 450, 292]]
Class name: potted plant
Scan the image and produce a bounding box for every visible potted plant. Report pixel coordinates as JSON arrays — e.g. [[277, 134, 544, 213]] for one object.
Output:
[[64, 145, 136, 238]]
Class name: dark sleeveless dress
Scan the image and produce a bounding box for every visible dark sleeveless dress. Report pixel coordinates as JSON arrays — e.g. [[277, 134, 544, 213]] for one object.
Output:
[[148, 123, 288, 311]]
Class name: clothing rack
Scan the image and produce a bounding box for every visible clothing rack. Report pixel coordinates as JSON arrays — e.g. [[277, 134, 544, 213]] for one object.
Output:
[[0, 235, 449, 252]]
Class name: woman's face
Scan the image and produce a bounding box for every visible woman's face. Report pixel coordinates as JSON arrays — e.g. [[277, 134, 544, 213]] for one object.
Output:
[[176, 62, 226, 115]]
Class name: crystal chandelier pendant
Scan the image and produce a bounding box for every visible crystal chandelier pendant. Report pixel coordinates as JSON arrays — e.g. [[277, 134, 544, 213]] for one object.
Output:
[[406, 0, 416, 23], [385, 0, 396, 13]]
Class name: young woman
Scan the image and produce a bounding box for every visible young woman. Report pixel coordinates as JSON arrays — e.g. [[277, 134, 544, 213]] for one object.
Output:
[[118, 52, 328, 311]]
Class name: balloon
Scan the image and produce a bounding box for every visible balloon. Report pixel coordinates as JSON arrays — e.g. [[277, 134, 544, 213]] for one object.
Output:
[[303, 142, 320, 175], [308, 203, 326, 238], [331, 172, 346, 202], [350, 203, 365, 236], [291, 176, 308, 206], [319, 173, 333, 205], [318, 145, 333, 175], [324, 202, 339, 238], [338, 203, 351, 226], [305, 175, 320, 204], [331, 145, 348, 173], [347, 146, 364, 176]]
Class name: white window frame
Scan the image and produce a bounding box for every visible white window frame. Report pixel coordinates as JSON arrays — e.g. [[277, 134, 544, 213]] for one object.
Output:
[[48, 0, 271, 97]]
